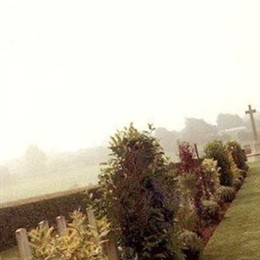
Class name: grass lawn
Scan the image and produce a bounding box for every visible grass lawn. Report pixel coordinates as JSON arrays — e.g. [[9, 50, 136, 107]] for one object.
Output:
[[201, 161, 260, 260], [1, 164, 99, 203], [0, 247, 18, 260]]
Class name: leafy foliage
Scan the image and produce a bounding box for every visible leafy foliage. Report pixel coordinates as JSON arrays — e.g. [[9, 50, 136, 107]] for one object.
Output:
[[201, 200, 221, 226], [217, 186, 236, 203], [177, 143, 206, 226], [176, 206, 198, 233], [226, 141, 248, 171], [178, 142, 200, 174], [28, 211, 109, 259], [204, 140, 233, 186], [232, 178, 243, 191], [96, 124, 183, 259], [178, 230, 204, 260], [201, 159, 220, 200], [238, 169, 248, 179]]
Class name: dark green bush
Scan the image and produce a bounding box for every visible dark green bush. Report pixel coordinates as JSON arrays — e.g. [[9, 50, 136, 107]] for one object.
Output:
[[179, 230, 204, 260], [177, 206, 199, 233], [236, 172, 244, 182], [96, 124, 183, 259], [232, 178, 243, 191], [239, 169, 248, 178], [226, 141, 248, 171], [217, 186, 236, 203], [204, 140, 233, 187], [201, 200, 221, 225]]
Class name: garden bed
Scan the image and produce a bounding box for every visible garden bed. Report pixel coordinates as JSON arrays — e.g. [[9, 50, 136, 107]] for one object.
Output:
[[200, 202, 231, 244], [201, 161, 260, 259]]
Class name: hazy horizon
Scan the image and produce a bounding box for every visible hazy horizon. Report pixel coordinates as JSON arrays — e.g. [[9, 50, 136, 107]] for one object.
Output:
[[1, 0, 260, 161]]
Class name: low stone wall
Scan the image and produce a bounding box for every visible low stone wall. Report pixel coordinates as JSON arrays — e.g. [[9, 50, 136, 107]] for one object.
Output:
[[0, 185, 99, 251]]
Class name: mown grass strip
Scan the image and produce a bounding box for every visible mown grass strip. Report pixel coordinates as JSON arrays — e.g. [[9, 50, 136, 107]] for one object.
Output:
[[201, 161, 260, 260], [0, 246, 18, 259]]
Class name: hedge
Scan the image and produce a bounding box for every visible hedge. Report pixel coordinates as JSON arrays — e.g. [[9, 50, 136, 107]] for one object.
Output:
[[0, 185, 99, 251]]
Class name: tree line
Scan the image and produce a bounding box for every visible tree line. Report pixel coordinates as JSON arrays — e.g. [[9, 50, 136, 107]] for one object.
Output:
[[155, 112, 260, 158], [3, 112, 259, 179]]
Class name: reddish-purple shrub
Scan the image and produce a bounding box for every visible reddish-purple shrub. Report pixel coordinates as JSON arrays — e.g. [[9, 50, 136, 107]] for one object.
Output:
[[178, 143, 204, 233]]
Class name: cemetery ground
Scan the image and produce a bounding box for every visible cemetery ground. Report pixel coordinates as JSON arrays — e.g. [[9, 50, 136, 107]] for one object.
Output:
[[0, 246, 17, 260], [0, 164, 99, 204], [1, 161, 260, 259], [201, 161, 260, 259]]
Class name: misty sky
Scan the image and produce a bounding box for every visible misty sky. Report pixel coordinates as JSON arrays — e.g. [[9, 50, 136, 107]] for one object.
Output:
[[1, 0, 260, 161]]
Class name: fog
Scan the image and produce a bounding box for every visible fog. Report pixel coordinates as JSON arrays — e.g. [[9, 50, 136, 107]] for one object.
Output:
[[1, 1, 260, 202]]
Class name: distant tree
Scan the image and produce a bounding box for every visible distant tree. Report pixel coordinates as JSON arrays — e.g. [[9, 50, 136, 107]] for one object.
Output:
[[237, 130, 250, 142], [217, 133, 232, 143], [154, 127, 179, 156], [217, 113, 244, 130], [181, 118, 217, 145], [24, 145, 47, 175]]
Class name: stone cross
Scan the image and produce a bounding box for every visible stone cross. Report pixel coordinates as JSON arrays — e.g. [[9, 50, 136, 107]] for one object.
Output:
[[245, 104, 258, 141]]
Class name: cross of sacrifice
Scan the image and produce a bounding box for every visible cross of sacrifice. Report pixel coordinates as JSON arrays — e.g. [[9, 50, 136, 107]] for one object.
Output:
[[245, 104, 258, 142]]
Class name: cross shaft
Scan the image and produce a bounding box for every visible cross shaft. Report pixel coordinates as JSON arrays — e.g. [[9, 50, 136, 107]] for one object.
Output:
[[245, 104, 258, 142]]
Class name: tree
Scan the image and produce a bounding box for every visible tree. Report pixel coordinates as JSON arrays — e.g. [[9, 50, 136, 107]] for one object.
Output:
[[154, 127, 179, 156], [237, 130, 250, 142], [177, 142, 204, 220], [24, 145, 47, 175], [96, 124, 183, 259], [181, 118, 217, 145], [217, 113, 244, 130]]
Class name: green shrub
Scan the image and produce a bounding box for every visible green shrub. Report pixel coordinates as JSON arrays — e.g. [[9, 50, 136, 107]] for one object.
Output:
[[204, 140, 233, 187], [201, 159, 220, 199], [232, 178, 243, 191], [178, 174, 198, 200], [201, 200, 221, 225], [96, 124, 183, 259], [226, 141, 248, 170], [28, 211, 108, 259], [239, 169, 248, 178], [176, 206, 199, 232], [177, 142, 204, 228], [217, 186, 236, 203], [237, 174, 244, 182], [179, 230, 204, 260]]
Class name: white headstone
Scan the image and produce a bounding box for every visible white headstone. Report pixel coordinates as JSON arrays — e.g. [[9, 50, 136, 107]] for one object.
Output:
[[15, 228, 32, 260], [56, 216, 67, 236]]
